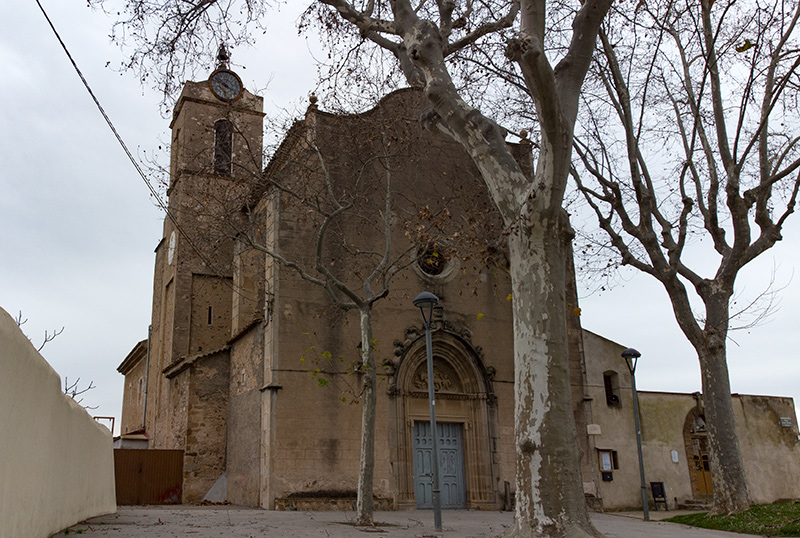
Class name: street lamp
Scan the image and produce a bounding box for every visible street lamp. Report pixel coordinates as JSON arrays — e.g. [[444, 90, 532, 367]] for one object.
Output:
[[622, 347, 649, 521], [413, 291, 442, 532]]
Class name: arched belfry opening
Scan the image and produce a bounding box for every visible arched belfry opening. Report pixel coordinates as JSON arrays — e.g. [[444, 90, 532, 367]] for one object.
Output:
[[388, 324, 499, 510], [213, 119, 233, 175]]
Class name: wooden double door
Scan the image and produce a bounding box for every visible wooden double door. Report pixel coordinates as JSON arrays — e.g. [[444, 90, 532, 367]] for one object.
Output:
[[412, 421, 467, 509], [691, 435, 713, 496]]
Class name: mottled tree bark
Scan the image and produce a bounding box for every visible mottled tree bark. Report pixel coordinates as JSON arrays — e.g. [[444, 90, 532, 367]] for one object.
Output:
[[355, 306, 377, 525], [699, 343, 750, 514], [507, 216, 600, 538]]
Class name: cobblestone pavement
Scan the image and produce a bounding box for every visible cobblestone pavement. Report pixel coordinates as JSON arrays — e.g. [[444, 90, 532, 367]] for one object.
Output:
[[50, 507, 764, 538]]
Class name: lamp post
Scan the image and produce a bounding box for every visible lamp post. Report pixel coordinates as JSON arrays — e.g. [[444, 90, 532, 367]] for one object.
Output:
[[413, 291, 442, 532], [622, 347, 649, 521]]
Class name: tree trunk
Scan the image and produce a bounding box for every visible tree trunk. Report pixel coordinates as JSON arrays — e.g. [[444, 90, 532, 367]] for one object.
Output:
[[699, 346, 751, 514], [697, 296, 751, 514], [355, 306, 377, 525], [663, 285, 753, 514], [504, 211, 601, 538]]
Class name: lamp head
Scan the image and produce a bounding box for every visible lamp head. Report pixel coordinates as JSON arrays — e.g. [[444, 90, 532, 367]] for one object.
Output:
[[413, 291, 439, 309], [621, 348, 641, 360], [621, 347, 642, 375]]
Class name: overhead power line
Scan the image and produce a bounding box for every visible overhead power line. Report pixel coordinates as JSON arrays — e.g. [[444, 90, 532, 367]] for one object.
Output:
[[34, 0, 254, 300], [34, 0, 168, 214]]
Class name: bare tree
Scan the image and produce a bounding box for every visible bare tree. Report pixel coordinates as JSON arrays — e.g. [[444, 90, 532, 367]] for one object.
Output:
[[13, 310, 64, 352], [302, 2, 612, 536], [14, 311, 98, 409], [572, 0, 800, 514], [64, 377, 99, 410], [101, 0, 613, 533]]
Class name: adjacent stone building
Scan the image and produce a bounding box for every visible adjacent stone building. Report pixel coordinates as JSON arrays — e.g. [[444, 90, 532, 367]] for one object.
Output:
[[581, 330, 800, 509], [118, 70, 800, 510]]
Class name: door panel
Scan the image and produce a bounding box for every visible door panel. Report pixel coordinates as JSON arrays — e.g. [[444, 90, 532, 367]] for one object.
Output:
[[691, 435, 713, 496], [413, 421, 466, 509]]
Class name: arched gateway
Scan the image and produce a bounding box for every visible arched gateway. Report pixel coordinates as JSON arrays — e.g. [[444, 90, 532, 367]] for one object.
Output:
[[387, 323, 500, 510], [683, 406, 713, 498]]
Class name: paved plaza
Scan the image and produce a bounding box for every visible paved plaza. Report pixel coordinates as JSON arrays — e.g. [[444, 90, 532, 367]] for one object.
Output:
[[51, 507, 764, 538]]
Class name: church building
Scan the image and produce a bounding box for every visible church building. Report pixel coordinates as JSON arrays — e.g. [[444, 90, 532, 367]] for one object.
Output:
[[117, 65, 800, 511]]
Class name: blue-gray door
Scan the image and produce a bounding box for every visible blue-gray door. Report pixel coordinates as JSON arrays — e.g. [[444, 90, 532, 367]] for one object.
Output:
[[413, 421, 466, 509]]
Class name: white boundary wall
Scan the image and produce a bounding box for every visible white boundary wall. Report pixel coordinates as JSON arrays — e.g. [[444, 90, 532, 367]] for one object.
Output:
[[0, 307, 116, 538]]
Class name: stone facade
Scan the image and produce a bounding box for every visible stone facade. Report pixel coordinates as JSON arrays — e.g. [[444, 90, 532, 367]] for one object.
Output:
[[581, 330, 800, 510], [225, 87, 519, 510], [118, 339, 147, 433], [118, 75, 800, 510]]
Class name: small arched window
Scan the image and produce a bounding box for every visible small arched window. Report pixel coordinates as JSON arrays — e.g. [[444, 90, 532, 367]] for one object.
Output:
[[603, 370, 621, 407], [213, 119, 233, 175]]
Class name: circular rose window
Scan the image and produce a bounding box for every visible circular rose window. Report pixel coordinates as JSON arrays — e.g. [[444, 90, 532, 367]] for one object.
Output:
[[417, 246, 447, 276], [414, 245, 459, 282]]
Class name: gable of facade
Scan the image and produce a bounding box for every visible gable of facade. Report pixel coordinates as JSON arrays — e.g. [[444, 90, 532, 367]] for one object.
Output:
[[225, 88, 522, 510]]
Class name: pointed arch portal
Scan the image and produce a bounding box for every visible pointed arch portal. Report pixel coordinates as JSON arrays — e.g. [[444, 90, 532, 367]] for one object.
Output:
[[389, 328, 499, 509]]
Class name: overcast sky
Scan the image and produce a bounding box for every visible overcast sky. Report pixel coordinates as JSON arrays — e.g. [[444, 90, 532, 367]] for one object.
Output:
[[2, 1, 798, 436]]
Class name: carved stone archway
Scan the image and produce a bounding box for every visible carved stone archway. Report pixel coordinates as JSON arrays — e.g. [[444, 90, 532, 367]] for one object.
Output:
[[387, 322, 499, 509], [683, 403, 713, 499]]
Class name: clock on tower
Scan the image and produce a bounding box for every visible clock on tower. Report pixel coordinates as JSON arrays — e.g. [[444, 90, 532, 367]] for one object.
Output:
[[209, 68, 243, 102]]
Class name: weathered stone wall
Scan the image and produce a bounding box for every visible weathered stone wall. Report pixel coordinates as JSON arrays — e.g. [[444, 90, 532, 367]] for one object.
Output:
[[227, 324, 265, 506], [124, 78, 264, 511], [260, 90, 517, 509], [265, 263, 516, 509], [147, 239, 176, 449], [584, 330, 700, 509], [166, 370, 190, 450], [582, 330, 639, 509], [141, 79, 263, 456], [189, 274, 233, 355], [0, 308, 115, 538], [183, 351, 230, 503], [637, 393, 698, 508], [232, 237, 266, 335], [169, 81, 264, 182], [734, 394, 800, 503]]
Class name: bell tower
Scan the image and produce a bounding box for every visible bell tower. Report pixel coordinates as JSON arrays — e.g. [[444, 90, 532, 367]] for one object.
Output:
[[143, 52, 264, 458]]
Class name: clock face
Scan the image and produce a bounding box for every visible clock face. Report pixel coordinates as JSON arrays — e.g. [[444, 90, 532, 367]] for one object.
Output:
[[209, 69, 243, 101]]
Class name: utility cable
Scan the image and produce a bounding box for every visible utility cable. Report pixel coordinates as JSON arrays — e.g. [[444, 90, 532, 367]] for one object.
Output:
[[34, 0, 256, 301], [34, 0, 167, 215]]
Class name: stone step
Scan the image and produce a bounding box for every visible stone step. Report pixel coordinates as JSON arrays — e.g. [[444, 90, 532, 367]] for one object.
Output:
[[677, 498, 712, 510]]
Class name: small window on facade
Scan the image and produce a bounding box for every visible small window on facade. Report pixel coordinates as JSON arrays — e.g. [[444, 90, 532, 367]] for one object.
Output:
[[603, 371, 621, 407], [417, 245, 448, 276], [208, 306, 213, 325], [138, 378, 143, 404], [213, 119, 233, 175], [598, 449, 619, 471]]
